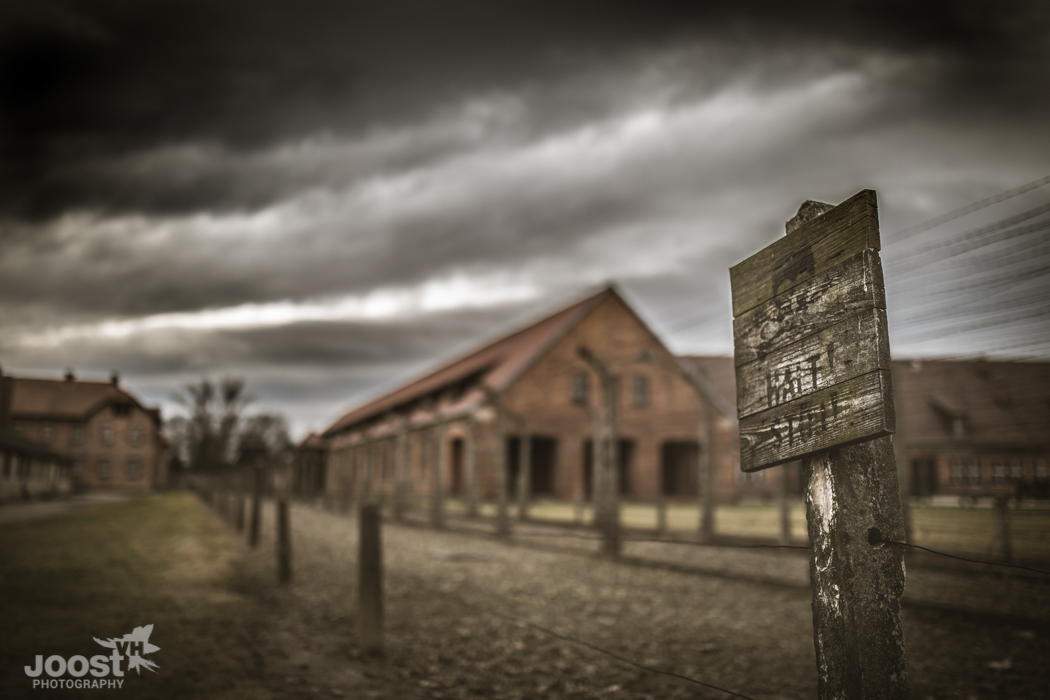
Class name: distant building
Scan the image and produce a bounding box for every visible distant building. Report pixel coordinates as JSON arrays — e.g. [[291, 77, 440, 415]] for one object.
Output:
[[316, 286, 737, 507], [677, 356, 1050, 501], [0, 368, 167, 492], [303, 287, 1049, 510], [894, 359, 1050, 501]]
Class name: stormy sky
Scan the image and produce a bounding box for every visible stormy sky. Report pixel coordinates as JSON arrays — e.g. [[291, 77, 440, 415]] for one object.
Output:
[[2, 1, 1049, 436]]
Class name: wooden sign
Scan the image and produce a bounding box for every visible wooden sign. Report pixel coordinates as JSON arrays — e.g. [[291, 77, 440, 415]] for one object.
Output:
[[730, 190, 895, 471]]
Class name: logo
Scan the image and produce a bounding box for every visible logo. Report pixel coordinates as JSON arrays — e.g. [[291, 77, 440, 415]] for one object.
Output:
[[24, 624, 160, 690]]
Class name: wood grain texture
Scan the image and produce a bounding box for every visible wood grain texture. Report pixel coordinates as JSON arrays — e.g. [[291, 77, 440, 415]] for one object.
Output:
[[735, 308, 890, 420], [730, 189, 878, 317], [732, 249, 886, 367], [738, 369, 895, 471]]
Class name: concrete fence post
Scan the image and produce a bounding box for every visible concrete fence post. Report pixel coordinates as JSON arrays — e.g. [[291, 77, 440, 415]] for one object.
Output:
[[494, 402, 511, 537], [276, 497, 292, 584], [579, 347, 620, 557], [394, 430, 408, 521], [516, 423, 531, 522], [358, 503, 384, 654], [430, 424, 446, 529], [249, 464, 263, 548], [466, 418, 479, 518]]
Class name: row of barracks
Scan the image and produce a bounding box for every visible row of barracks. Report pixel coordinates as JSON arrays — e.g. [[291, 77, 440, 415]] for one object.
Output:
[[309, 286, 739, 510], [299, 285, 1050, 508]]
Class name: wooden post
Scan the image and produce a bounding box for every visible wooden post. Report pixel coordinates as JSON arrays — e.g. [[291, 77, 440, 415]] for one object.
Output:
[[779, 464, 792, 546], [466, 418, 479, 518], [276, 497, 292, 584], [516, 421, 531, 522], [430, 425, 446, 528], [579, 347, 620, 557], [358, 503, 384, 654], [731, 192, 910, 699], [249, 464, 263, 548]]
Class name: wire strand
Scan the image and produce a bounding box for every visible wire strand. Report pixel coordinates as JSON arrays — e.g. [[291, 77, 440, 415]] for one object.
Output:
[[887, 176, 1050, 242], [483, 609, 759, 700]]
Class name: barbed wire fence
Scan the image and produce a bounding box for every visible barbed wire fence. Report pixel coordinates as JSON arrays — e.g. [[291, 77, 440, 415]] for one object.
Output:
[[194, 177, 1049, 697]]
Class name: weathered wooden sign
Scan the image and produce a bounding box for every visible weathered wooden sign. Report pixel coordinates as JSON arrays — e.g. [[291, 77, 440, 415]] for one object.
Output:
[[730, 190, 895, 471]]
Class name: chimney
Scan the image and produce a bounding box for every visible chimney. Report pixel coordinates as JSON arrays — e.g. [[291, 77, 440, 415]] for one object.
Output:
[[110, 371, 120, 387], [65, 368, 75, 382]]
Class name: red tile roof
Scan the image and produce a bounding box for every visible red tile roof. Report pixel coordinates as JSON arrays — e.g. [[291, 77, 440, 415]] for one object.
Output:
[[894, 359, 1050, 450], [323, 287, 614, 436], [7, 374, 157, 423]]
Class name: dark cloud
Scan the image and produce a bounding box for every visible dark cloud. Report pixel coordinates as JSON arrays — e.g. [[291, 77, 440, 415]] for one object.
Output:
[[1, 0, 1046, 220]]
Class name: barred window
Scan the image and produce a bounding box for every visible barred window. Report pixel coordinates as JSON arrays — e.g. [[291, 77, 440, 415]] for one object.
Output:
[[993, 461, 1006, 485], [632, 375, 650, 408], [571, 372, 589, 405], [1009, 460, 1022, 481], [967, 460, 981, 486]]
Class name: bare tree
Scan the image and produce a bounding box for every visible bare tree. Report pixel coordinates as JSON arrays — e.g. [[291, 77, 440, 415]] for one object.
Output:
[[168, 378, 287, 473]]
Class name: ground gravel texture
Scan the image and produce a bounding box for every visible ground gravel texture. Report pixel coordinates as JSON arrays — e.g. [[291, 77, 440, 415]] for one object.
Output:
[[231, 498, 1050, 700]]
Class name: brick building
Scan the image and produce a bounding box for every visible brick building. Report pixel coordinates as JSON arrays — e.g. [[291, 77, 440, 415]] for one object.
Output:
[[317, 286, 737, 509], [0, 369, 167, 492], [894, 359, 1050, 501], [678, 356, 1050, 501], [311, 285, 1050, 509]]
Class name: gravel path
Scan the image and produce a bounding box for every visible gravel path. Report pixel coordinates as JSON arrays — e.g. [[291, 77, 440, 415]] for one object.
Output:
[[232, 499, 1050, 700]]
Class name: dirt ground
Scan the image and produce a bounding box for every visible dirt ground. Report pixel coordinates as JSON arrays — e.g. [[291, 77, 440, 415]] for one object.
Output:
[[232, 499, 1050, 700]]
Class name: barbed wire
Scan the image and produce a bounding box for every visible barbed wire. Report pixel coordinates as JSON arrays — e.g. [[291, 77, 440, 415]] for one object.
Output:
[[872, 538, 1050, 576], [482, 608, 759, 700], [886, 175, 1050, 242]]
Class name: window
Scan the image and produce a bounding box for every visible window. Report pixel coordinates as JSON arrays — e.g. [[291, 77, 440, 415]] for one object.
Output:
[[128, 424, 142, 445], [2, 454, 10, 479], [40, 424, 53, 442], [97, 458, 111, 480], [1009, 460, 1022, 482], [101, 423, 114, 445], [952, 417, 967, 439], [631, 375, 649, 408], [993, 460, 1006, 485], [967, 460, 981, 486], [126, 458, 142, 480], [950, 460, 964, 486], [12, 422, 22, 435], [1037, 459, 1048, 481], [73, 461, 84, 478], [571, 372, 589, 405], [71, 426, 85, 445]]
